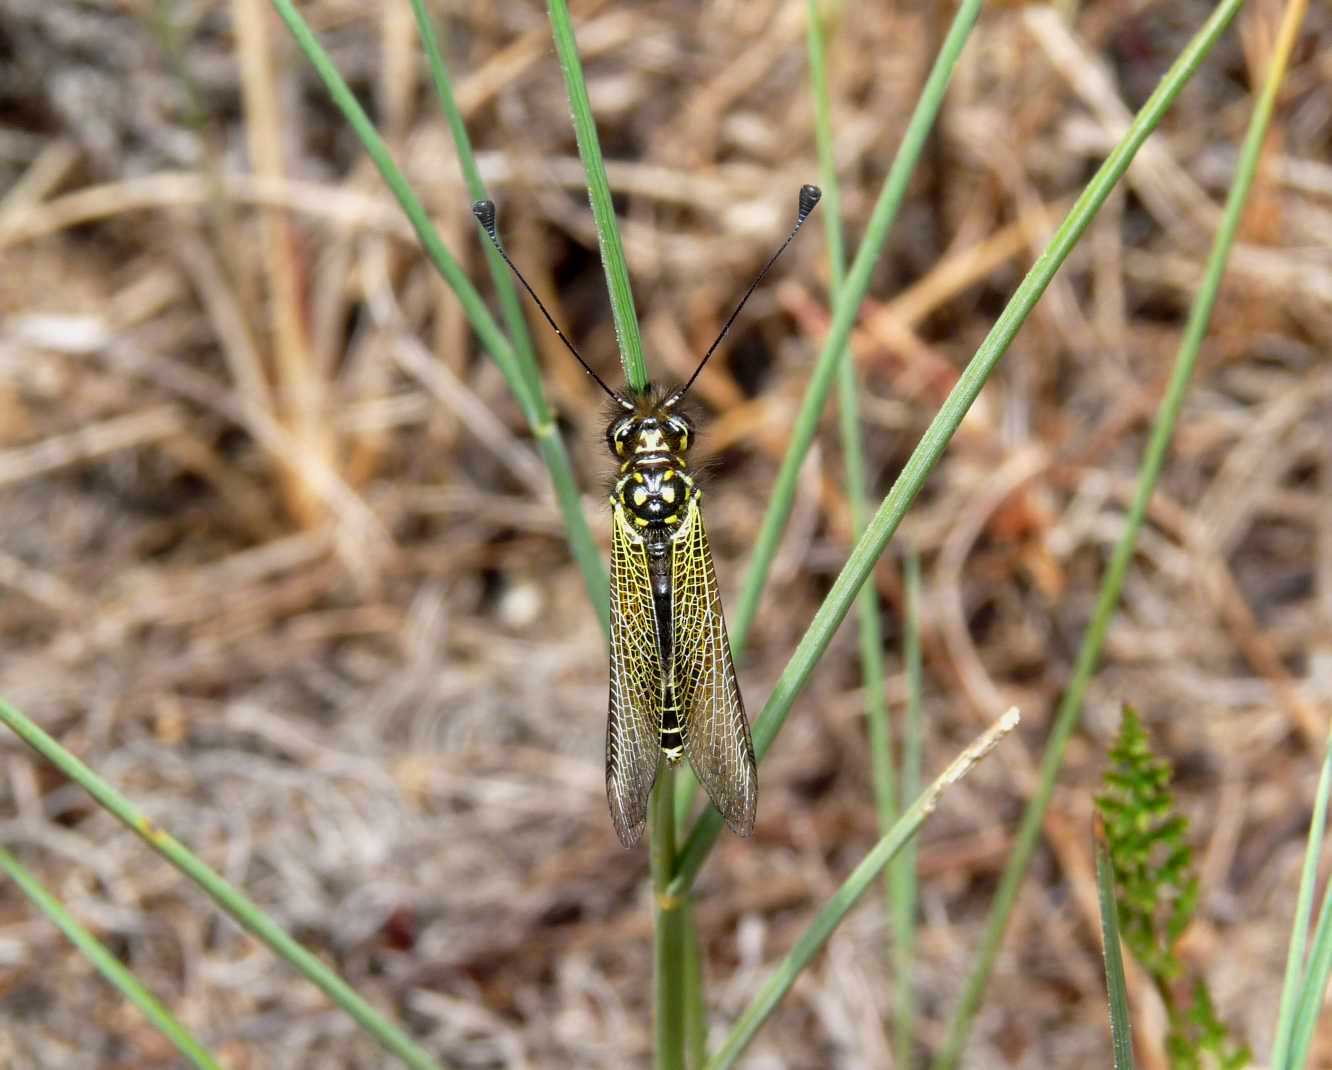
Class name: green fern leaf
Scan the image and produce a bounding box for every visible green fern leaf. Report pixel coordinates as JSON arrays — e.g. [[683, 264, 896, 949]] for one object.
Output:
[[1095, 706, 1249, 1070]]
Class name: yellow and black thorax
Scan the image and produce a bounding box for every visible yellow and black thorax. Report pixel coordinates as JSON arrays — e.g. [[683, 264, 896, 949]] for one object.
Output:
[[607, 388, 698, 535]]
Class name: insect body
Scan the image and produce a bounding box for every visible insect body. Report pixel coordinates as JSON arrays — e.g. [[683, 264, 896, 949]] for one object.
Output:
[[604, 386, 753, 845], [473, 186, 820, 846]]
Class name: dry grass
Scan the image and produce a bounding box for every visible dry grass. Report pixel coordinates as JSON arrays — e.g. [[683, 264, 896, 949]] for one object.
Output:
[[1, 1, 1331, 1067]]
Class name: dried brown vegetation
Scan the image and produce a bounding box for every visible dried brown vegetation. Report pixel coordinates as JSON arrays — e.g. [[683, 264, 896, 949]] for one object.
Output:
[[1, 1, 1331, 1067]]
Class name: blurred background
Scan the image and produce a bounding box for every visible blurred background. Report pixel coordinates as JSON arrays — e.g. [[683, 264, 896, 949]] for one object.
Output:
[[1, 0, 1330, 1066]]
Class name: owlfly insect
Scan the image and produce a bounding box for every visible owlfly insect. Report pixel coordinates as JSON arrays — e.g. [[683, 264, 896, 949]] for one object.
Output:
[[473, 185, 821, 846]]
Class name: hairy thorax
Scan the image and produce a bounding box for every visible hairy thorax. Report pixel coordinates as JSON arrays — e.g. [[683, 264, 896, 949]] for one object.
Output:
[[607, 392, 698, 534]]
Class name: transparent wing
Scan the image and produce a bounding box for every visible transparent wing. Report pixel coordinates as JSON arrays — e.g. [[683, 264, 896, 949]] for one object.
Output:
[[671, 498, 757, 837], [606, 504, 663, 847]]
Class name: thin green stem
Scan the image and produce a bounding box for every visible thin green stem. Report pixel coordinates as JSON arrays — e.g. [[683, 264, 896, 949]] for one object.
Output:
[[704, 710, 1020, 1070], [1254, 12, 1317, 1062], [1094, 822, 1136, 1070], [805, 0, 892, 834], [652, 769, 686, 1070], [728, 0, 982, 653], [270, 0, 609, 631], [0, 698, 448, 1070], [670, 0, 1241, 901], [892, 550, 924, 1068], [547, 0, 648, 392], [0, 847, 224, 1070], [934, 2, 1270, 1064], [808, 0, 903, 1042]]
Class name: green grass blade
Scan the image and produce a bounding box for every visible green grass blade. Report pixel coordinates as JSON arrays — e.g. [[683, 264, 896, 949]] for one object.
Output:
[[0, 847, 224, 1070], [1094, 820, 1136, 1070], [893, 549, 924, 1067], [670, 0, 1243, 900], [807, 0, 907, 1051], [269, 0, 609, 630], [408, 0, 541, 390], [1276, 725, 1332, 1069], [1254, 11, 1318, 1060], [933, 2, 1288, 1065], [728, 0, 981, 654], [704, 709, 1020, 1070], [547, 0, 648, 392], [805, 0, 893, 843], [651, 769, 686, 1070], [0, 697, 448, 1070]]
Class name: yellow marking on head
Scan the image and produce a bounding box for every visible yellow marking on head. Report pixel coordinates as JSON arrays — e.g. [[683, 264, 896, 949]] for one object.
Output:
[[633, 486, 648, 507], [661, 485, 676, 504], [663, 468, 674, 480], [634, 516, 649, 528], [633, 472, 645, 483], [636, 428, 665, 452], [662, 513, 678, 525], [679, 431, 689, 451]]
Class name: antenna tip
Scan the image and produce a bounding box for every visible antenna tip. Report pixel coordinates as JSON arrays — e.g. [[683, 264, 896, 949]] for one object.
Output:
[[797, 184, 822, 221], [471, 199, 498, 236]]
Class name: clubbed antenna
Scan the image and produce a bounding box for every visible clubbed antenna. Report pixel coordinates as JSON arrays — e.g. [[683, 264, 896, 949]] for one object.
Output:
[[676, 184, 823, 400], [471, 200, 620, 401]]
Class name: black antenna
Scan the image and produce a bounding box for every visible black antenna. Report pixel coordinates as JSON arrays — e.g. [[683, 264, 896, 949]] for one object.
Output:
[[676, 184, 822, 400], [471, 200, 621, 402]]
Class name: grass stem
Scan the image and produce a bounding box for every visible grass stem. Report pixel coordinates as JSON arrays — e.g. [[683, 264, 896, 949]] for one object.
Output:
[[652, 769, 685, 1069], [893, 550, 924, 1066], [547, 0, 648, 392], [1093, 820, 1135, 1070]]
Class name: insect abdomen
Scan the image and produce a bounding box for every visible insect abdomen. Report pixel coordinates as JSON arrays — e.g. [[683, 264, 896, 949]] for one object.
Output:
[[660, 688, 684, 763]]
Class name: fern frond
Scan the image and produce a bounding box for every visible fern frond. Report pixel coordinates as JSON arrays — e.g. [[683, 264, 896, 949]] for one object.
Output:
[[1095, 706, 1249, 1070]]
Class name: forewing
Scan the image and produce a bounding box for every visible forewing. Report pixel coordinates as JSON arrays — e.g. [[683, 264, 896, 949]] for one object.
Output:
[[671, 500, 757, 836], [606, 505, 664, 847]]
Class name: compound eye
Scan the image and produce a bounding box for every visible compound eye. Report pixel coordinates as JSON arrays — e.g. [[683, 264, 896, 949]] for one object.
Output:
[[610, 418, 636, 455]]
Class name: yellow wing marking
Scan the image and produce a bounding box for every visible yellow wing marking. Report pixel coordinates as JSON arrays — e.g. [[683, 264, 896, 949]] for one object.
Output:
[[606, 503, 663, 847], [670, 499, 757, 837]]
